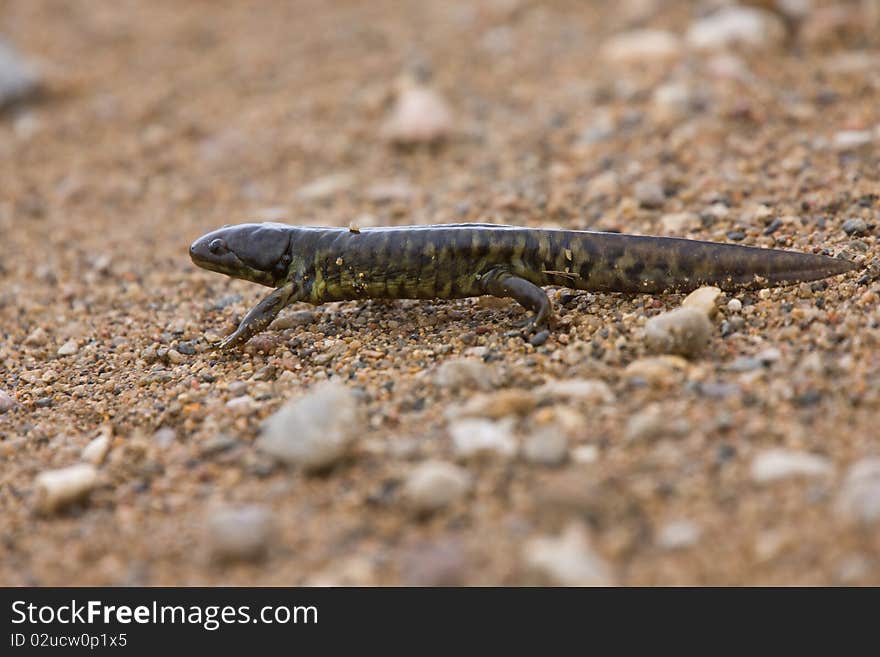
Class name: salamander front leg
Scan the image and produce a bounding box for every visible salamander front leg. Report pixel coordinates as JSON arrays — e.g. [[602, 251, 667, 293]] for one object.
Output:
[[216, 282, 299, 349], [480, 269, 552, 335]]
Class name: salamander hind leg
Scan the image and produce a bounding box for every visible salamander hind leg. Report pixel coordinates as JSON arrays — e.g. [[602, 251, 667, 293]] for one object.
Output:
[[479, 268, 552, 335]]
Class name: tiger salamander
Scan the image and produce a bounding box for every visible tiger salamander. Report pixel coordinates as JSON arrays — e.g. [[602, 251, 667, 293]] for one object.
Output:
[[189, 222, 857, 348]]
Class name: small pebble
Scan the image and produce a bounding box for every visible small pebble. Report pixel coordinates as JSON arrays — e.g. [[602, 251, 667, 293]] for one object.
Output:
[[225, 395, 255, 415], [660, 211, 700, 234], [624, 404, 690, 442], [682, 286, 722, 317], [24, 327, 48, 346], [529, 329, 550, 347], [401, 540, 467, 586], [34, 464, 99, 514], [272, 309, 317, 329], [601, 29, 683, 63], [0, 39, 40, 109], [536, 378, 614, 404], [403, 461, 471, 513], [644, 307, 713, 358], [450, 389, 536, 420], [523, 523, 613, 586], [633, 179, 665, 208], [836, 458, 880, 526], [207, 505, 274, 562], [832, 131, 873, 152], [81, 433, 111, 465], [381, 80, 452, 145], [0, 389, 16, 413], [449, 418, 517, 460], [56, 339, 79, 356], [686, 6, 786, 50], [750, 449, 833, 484], [257, 381, 363, 471], [571, 444, 599, 464], [842, 218, 868, 236], [435, 358, 493, 391], [623, 356, 688, 385], [656, 520, 701, 550], [727, 298, 742, 312], [523, 429, 569, 467]]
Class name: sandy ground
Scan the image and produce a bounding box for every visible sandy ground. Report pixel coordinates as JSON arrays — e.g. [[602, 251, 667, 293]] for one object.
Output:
[[1, 0, 879, 585]]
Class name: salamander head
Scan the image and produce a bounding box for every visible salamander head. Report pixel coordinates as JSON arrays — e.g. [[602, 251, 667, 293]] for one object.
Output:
[[190, 223, 292, 287]]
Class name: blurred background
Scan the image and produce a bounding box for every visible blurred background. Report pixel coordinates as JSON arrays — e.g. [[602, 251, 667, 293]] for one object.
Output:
[[1, 1, 879, 585]]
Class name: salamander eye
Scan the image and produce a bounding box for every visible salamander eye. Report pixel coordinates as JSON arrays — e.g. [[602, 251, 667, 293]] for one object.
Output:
[[208, 238, 229, 255]]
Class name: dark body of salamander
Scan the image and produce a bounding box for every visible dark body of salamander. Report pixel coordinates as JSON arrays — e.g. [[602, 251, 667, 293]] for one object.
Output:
[[190, 222, 857, 348]]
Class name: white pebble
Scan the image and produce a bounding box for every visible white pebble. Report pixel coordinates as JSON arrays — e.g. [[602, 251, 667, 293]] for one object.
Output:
[[624, 355, 688, 385], [225, 394, 255, 415], [571, 444, 600, 464], [81, 433, 111, 465], [644, 307, 713, 358], [832, 130, 873, 152], [0, 389, 15, 413], [403, 461, 471, 512], [207, 505, 274, 561], [660, 211, 700, 234], [651, 83, 698, 121], [257, 381, 362, 471], [601, 29, 683, 63], [57, 339, 79, 356], [523, 523, 613, 586], [750, 449, 833, 484], [24, 326, 48, 346], [536, 378, 614, 404], [34, 463, 99, 514], [0, 39, 41, 109], [682, 286, 722, 317], [435, 358, 493, 391], [523, 429, 569, 466], [625, 404, 690, 442], [656, 520, 701, 550], [633, 179, 666, 208], [381, 83, 452, 144], [449, 418, 517, 460], [836, 458, 880, 525], [686, 7, 786, 51], [727, 298, 742, 312]]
